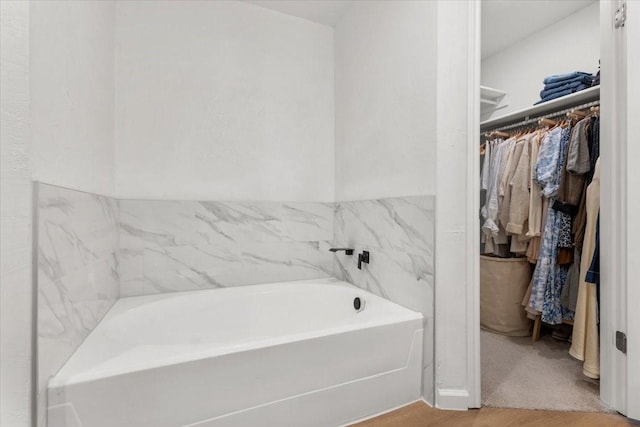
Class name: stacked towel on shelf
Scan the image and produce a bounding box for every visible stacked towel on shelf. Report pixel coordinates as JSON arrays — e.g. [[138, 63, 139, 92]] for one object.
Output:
[[535, 71, 595, 105]]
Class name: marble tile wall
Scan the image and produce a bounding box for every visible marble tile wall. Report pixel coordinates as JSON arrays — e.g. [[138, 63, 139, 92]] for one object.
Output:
[[333, 195, 435, 402], [36, 188, 432, 415], [36, 183, 119, 425], [118, 200, 334, 296]]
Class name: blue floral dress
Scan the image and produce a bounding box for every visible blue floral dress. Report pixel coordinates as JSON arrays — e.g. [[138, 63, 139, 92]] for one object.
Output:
[[528, 125, 575, 324]]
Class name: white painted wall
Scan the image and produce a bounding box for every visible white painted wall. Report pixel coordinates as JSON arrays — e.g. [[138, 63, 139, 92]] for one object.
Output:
[[30, 0, 115, 196], [334, 0, 437, 201], [481, 2, 599, 117], [115, 1, 334, 202], [1, 2, 32, 426]]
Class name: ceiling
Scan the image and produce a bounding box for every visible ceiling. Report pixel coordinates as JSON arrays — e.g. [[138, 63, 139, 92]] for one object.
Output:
[[243, 1, 353, 27], [481, 0, 596, 59], [244, 0, 594, 58]]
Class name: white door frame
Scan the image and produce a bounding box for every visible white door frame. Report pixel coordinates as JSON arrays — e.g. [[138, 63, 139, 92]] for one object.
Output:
[[433, 0, 481, 410], [467, 0, 482, 409], [601, 0, 640, 419], [458, 0, 636, 415], [599, 0, 627, 416]]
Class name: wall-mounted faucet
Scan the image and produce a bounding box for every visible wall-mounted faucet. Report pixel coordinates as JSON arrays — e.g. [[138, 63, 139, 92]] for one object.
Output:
[[357, 251, 369, 270], [329, 247, 354, 255]]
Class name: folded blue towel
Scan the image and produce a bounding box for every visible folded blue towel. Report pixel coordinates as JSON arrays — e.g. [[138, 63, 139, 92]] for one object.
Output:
[[534, 84, 590, 105], [540, 80, 589, 98], [543, 71, 593, 85], [543, 75, 593, 92]]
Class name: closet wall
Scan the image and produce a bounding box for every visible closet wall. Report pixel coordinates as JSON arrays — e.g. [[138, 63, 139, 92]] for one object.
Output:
[[482, 2, 599, 116]]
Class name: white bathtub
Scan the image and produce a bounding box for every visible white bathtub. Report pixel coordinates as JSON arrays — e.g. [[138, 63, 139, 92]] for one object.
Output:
[[47, 278, 423, 427]]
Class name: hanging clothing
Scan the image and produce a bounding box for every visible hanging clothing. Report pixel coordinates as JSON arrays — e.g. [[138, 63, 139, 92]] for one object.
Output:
[[506, 134, 533, 235], [499, 138, 525, 231], [502, 137, 530, 255], [527, 126, 573, 325], [481, 138, 507, 239], [585, 214, 600, 286], [561, 247, 581, 311], [557, 211, 574, 266], [494, 138, 517, 248], [573, 116, 600, 251], [570, 159, 600, 379], [585, 213, 601, 324], [481, 137, 515, 257], [587, 116, 600, 183], [554, 117, 590, 215], [534, 127, 564, 198], [526, 130, 546, 241], [526, 197, 548, 264]]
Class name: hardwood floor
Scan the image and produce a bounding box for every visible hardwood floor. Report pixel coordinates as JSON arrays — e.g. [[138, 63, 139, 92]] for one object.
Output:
[[351, 401, 635, 427]]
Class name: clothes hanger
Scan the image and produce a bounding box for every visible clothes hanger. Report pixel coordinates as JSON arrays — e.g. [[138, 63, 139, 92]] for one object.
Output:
[[492, 130, 510, 138], [572, 109, 588, 118], [538, 118, 557, 128], [566, 110, 588, 120]]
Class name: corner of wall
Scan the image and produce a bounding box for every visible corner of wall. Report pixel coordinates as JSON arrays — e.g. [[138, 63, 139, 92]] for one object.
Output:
[[1, 2, 33, 426]]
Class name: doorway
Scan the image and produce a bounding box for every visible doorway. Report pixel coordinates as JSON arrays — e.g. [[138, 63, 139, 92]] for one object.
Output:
[[479, 0, 603, 412], [471, 0, 636, 418]]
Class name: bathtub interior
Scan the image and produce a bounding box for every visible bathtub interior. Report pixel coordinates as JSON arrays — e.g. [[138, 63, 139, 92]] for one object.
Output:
[[50, 278, 423, 388]]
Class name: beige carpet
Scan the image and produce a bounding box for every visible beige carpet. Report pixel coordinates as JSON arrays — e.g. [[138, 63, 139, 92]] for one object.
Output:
[[481, 329, 607, 412]]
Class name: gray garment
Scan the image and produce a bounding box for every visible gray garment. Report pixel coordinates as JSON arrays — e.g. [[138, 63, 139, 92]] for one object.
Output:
[[566, 119, 590, 174], [481, 139, 510, 237], [561, 248, 582, 311]]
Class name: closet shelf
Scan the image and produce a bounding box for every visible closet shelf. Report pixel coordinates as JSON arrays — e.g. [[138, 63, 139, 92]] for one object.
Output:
[[480, 86, 600, 132], [480, 85, 508, 116], [481, 98, 499, 107], [481, 85, 507, 100]]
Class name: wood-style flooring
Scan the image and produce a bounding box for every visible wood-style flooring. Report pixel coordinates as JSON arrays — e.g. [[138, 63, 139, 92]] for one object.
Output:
[[350, 401, 635, 427]]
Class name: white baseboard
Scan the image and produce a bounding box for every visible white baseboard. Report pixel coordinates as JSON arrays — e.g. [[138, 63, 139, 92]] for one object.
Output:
[[435, 388, 470, 411], [419, 397, 433, 408]]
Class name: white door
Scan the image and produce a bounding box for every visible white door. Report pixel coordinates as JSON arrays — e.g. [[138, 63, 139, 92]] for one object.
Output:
[[600, 0, 639, 419]]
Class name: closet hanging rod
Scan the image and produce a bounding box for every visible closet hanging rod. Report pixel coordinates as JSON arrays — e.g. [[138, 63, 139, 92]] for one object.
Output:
[[483, 99, 600, 134]]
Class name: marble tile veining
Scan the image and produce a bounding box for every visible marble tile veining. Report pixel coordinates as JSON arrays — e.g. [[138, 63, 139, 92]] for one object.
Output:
[[333, 195, 435, 402], [37, 183, 120, 426], [118, 200, 334, 296]]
